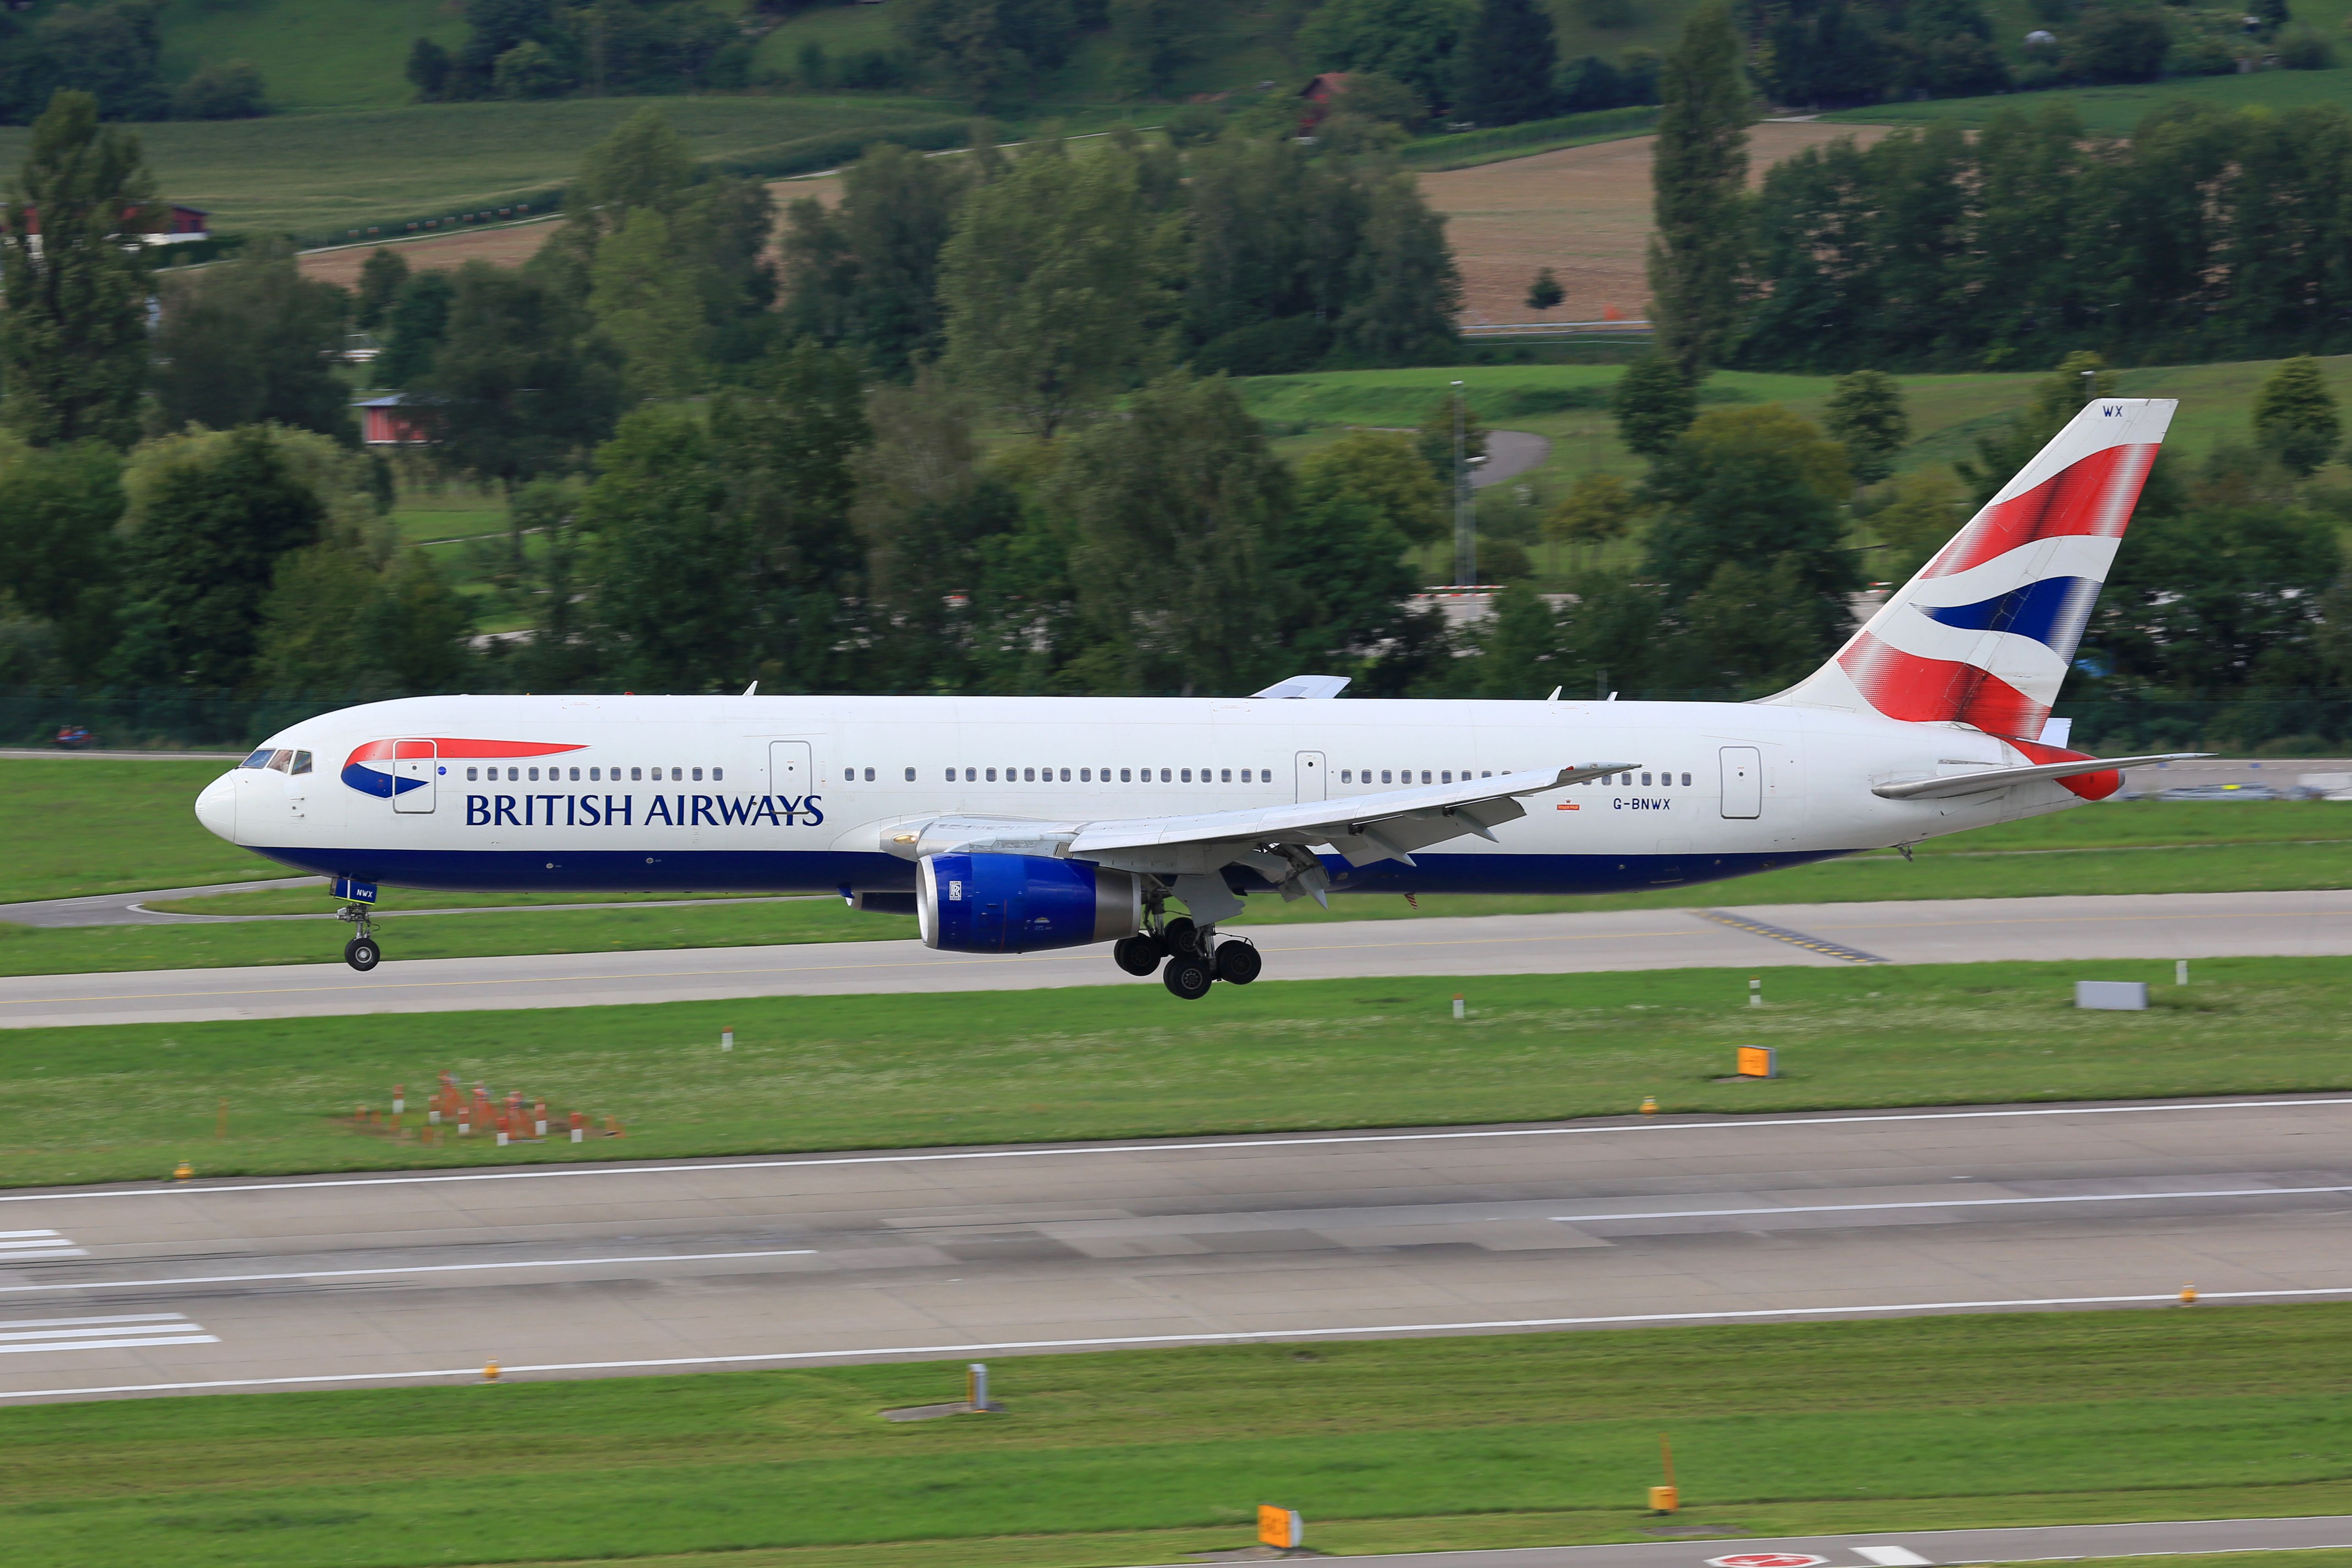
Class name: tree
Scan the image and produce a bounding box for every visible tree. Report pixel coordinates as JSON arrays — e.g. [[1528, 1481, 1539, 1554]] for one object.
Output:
[[1544, 470, 1641, 560], [1611, 352, 1698, 459], [2252, 355, 2341, 477], [1299, 0, 1476, 108], [1682, 556, 1828, 692], [1866, 466, 1966, 584], [1111, 0, 1201, 95], [355, 248, 408, 333], [1525, 267, 1564, 311], [780, 141, 968, 376], [171, 60, 265, 120], [1643, 405, 1856, 656], [109, 425, 326, 688], [2, 2, 172, 124], [0, 438, 122, 677], [413, 262, 625, 486], [1334, 171, 1462, 366], [251, 543, 471, 693], [939, 143, 1176, 437], [406, 37, 452, 100], [1458, 0, 1555, 126], [0, 92, 152, 448], [2066, 5, 2170, 83], [579, 407, 751, 691], [152, 236, 357, 444], [894, 0, 1079, 109], [589, 208, 706, 400], [1415, 394, 1486, 486], [1297, 428, 1447, 545], [1055, 373, 1288, 694], [1823, 367, 1910, 485], [378, 270, 455, 387], [1645, 2, 1749, 379]]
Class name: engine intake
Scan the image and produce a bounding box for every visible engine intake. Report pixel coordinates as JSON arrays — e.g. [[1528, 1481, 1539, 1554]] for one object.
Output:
[[917, 853, 1141, 954]]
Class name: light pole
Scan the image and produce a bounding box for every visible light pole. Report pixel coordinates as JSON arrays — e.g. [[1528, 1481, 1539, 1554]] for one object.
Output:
[[1453, 380, 1475, 585]]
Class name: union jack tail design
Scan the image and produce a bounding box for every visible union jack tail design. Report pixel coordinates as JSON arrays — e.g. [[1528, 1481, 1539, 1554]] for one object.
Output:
[[1767, 397, 2175, 761]]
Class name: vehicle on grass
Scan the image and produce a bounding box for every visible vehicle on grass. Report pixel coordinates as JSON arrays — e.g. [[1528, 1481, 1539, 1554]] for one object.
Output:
[[52, 725, 93, 749], [198, 399, 2200, 992]]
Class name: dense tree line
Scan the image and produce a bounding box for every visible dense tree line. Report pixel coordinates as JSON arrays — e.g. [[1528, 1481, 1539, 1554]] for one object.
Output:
[[0, 0, 264, 124], [1739, 101, 2352, 372]]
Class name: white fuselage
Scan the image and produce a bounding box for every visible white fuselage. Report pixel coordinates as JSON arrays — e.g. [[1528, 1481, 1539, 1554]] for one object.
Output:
[[196, 693, 2085, 901]]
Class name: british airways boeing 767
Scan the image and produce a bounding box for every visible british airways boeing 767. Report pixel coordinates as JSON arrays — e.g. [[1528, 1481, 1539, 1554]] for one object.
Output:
[[196, 398, 2199, 997]]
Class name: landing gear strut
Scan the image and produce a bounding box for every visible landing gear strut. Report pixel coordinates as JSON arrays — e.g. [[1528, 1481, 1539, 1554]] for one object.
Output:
[[337, 903, 381, 971], [1119, 904, 1261, 999]]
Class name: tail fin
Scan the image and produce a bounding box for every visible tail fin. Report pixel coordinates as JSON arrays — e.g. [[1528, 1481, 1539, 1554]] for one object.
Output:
[[1765, 395, 2176, 742]]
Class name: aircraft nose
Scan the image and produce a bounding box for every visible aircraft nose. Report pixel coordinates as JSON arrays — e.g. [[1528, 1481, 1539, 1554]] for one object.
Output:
[[194, 772, 238, 844]]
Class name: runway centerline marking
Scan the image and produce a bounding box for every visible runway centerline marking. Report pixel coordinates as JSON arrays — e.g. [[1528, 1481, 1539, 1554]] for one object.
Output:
[[1552, 1184, 2352, 1223], [9, 1284, 2352, 1401], [1, 1096, 2345, 1206], [0, 1246, 818, 1296]]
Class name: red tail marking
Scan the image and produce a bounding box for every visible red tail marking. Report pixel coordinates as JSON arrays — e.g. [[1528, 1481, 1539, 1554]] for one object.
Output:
[[1926, 443, 2159, 579]]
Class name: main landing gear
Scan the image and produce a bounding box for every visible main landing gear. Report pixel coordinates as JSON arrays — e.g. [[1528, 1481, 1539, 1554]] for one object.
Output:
[[1114, 916, 1260, 1000], [337, 903, 382, 971]]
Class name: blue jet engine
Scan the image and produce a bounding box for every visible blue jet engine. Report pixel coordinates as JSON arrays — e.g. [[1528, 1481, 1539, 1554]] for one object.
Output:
[[916, 853, 1142, 954]]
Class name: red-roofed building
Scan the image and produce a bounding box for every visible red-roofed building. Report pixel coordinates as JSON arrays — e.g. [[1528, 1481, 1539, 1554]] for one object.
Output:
[[1298, 71, 1352, 133], [354, 393, 433, 446]]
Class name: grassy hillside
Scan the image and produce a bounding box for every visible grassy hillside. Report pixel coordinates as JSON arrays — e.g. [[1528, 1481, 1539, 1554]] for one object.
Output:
[[0, 95, 959, 237], [156, 0, 467, 113]]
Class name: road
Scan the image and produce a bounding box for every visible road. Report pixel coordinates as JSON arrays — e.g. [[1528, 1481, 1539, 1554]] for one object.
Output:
[[1470, 429, 1552, 489], [0, 1094, 2347, 1404], [0, 888, 2345, 1028], [1198, 1514, 2352, 1566]]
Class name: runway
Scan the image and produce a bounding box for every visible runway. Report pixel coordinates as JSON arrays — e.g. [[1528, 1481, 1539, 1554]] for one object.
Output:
[[0, 1094, 2347, 1404], [1, 888, 2346, 1028]]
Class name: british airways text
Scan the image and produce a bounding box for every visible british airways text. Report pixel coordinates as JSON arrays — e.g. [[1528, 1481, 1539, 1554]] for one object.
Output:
[[464, 793, 825, 827]]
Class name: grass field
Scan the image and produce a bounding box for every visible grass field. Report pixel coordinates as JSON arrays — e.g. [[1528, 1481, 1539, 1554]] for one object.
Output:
[[5, 1305, 2352, 1567], [1824, 65, 2352, 134], [2, 955, 2344, 1187], [157, 0, 466, 113], [0, 758, 275, 902], [0, 96, 962, 237]]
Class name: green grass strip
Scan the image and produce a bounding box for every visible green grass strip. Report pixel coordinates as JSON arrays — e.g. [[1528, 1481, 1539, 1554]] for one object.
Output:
[[3, 955, 2346, 1188], [5, 1307, 2352, 1566]]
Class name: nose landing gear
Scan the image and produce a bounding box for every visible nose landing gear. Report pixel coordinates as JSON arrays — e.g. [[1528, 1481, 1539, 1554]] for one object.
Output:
[[337, 903, 382, 971]]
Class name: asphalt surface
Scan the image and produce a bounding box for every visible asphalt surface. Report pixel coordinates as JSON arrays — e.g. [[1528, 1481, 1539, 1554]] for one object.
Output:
[[0, 877, 320, 928], [0, 888, 2344, 1028], [1199, 1514, 2352, 1566], [0, 1094, 2347, 1404], [1469, 430, 1552, 489]]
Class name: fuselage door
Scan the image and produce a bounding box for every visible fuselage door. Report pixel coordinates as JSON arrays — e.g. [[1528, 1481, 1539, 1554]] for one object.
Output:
[[1720, 746, 1762, 819], [770, 740, 813, 812], [392, 739, 437, 813], [1294, 751, 1327, 803]]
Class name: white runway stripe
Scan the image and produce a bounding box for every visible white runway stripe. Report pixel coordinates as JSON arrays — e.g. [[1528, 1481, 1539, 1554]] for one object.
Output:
[[0, 1229, 86, 1259], [0, 1311, 214, 1355], [1552, 1183, 2352, 1224], [0, 1246, 818, 1296]]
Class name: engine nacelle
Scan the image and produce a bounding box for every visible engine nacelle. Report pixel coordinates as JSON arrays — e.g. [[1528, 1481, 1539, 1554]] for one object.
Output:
[[916, 853, 1141, 954]]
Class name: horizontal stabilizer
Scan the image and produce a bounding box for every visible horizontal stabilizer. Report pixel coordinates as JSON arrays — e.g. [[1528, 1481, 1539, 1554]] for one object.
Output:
[[1872, 752, 2209, 801]]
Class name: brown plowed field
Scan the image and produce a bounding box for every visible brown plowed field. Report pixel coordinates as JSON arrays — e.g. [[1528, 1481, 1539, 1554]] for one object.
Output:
[[1420, 120, 1889, 324], [298, 125, 1887, 324]]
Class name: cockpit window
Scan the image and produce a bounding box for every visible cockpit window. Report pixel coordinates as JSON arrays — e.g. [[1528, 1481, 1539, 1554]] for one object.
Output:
[[266, 749, 294, 773], [290, 751, 313, 775], [241, 748, 274, 769]]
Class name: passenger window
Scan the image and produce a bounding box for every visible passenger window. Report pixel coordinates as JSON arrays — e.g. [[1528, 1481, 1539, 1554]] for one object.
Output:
[[467, 767, 479, 781], [569, 767, 579, 781], [588, 767, 598, 781], [692, 768, 703, 782], [1421, 770, 1431, 784], [1482, 770, 1491, 778], [1341, 770, 1352, 783], [291, 751, 313, 775], [864, 767, 876, 782], [1160, 768, 1172, 782], [966, 767, 976, 781], [1120, 768, 1132, 782], [1080, 768, 1091, 781], [1682, 772, 1692, 785], [1217, 768, 1228, 783], [1381, 770, 1392, 784], [1641, 773, 1651, 786], [1180, 768, 1192, 783], [1060, 768, 1071, 782], [1021, 768, 1033, 782], [526, 767, 539, 782], [713, 768, 723, 782], [905, 767, 916, 782], [1442, 770, 1452, 784], [630, 768, 641, 781], [986, 768, 998, 781]]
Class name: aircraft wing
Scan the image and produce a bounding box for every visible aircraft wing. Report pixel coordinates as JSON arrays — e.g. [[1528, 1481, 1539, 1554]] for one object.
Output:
[[1871, 752, 2209, 801], [882, 762, 1634, 915]]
